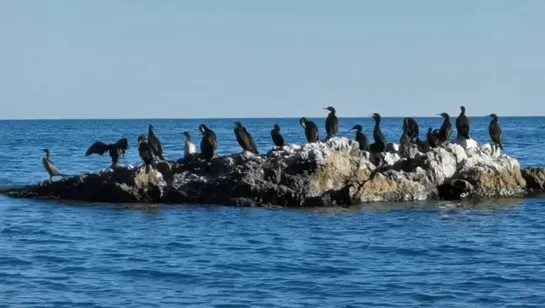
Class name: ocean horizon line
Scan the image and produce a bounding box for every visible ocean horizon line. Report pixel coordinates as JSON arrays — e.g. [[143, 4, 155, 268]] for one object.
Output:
[[0, 115, 543, 121]]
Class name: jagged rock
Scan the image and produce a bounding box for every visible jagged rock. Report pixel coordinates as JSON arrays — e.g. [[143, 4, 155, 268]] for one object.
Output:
[[521, 168, 545, 191], [1, 137, 541, 207]]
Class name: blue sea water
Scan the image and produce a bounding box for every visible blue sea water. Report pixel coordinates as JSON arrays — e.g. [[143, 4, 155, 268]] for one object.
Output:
[[1, 117, 545, 307]]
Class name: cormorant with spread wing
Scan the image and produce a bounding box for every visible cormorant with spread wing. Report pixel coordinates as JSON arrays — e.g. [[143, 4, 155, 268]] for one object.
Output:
[[85, 138, 129, 168]]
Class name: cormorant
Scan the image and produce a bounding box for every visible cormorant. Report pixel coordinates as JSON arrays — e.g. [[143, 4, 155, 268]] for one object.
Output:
[[42, 149, 64, 181], [271, 124, 287, 147], [426, 127, 441, 148], [299, 117, 319, 143], [350, 124, 369, 151], [489, 113, 504, 152], [437, 112, 452, 144], [370, 113, 387, 152], [399, 118, 411, 157], [324, 106, 339, 140], [148, 124, 165, 160], [234, 122, 259, 154], [404, 117, 420, 141], [183, 132, 197, 159], [456, 106, 470, 139], [137, 135, 155, 173], [199, 124, 217, 161], [85, 138, 129, 168]]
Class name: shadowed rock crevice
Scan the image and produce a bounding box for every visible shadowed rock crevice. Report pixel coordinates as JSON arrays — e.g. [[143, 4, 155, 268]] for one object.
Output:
[[2, 138, 542, 207]]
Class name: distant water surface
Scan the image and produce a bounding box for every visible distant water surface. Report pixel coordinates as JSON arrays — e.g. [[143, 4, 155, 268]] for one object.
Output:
[[1, 117, 545, 307]]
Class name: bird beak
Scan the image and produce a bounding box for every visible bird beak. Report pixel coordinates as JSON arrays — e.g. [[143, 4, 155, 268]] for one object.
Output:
[[436, 113, 442, 116]]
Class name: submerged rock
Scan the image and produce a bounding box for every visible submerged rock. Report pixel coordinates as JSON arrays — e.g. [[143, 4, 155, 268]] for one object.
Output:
[[2, 137, 540, 207]]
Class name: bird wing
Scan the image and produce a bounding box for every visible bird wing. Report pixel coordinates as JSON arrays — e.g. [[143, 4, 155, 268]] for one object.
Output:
[[115, 138, 129, 151], [243, 128, 258, 153], [308, 122, 319, 142], [85, 141, 110, 156], [332, 116, 339, 134], [208, 132, 218, 151]]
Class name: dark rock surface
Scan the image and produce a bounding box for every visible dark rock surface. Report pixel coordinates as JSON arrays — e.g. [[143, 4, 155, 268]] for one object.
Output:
[[1, 138, 540, 207]]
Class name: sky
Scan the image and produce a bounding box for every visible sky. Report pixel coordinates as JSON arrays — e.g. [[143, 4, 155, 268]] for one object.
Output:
[[0, 0, 544, 119]]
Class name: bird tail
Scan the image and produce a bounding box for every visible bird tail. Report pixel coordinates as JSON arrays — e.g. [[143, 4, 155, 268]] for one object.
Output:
[[499, 143, 504, 151], [145, 164, 151, 173]]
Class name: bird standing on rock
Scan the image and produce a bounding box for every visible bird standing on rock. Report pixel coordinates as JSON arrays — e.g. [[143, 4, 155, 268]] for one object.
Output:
[[148, 124, 165, 160], [404, 117, 419, 142], [426, 127, 441, 148], [370, 113, 387, 152], [324, 106, 339, 141], [456, 106, 470, 139], [234, 122, 259, 154], [199, 124, 217, 161], [299, 117, 319, 143], [183, 132, 197, 159], [489, 113, 504, 152], [137, 135, 155, 173], [350, 124, 369, 151], [271, 124, 287, 147], [437, 112, 452, 144], [42, 149, 64, 181], [399, 118, 411, 157], [85, 138, 129, 168]]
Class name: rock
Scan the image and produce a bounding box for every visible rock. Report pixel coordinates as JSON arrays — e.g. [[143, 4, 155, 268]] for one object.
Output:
[[521, 168, 545, 191], [1, 138, 542, 207]]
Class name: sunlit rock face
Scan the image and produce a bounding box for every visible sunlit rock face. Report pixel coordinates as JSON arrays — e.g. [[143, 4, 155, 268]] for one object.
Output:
[[1, 137, 538, 207]]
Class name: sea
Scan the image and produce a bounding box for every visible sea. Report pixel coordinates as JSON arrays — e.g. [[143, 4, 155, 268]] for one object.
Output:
[[0, 117, 544, 307]]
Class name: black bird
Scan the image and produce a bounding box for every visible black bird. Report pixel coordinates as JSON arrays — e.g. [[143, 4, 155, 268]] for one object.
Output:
[[148, 124, 165, 160], [350, 124, 369, 151], [137, 135, 155, 173], [271, 124, 287, 147], [42, 149, 64, 181], [199, 124, 217, 161], [85, 138, 129, 168], [399, 118, 411, 157], [456, 106, 470, 139], [489, 113, 504, 152], [404, 117, 420, 141], [299, 117, 319, 143], [324, 106, 339, 140], [437, 112, 452, 144], [370, 113, 387, 152], [426, 127, 441, 148], [234, 122, 259, 154]]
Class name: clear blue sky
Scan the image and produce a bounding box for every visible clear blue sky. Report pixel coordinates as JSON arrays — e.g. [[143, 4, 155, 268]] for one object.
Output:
[[0, 1, 544, 119]]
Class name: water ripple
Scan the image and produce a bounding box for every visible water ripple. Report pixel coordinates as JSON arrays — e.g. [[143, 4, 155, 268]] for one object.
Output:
[[1, 118, 545, 306]]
